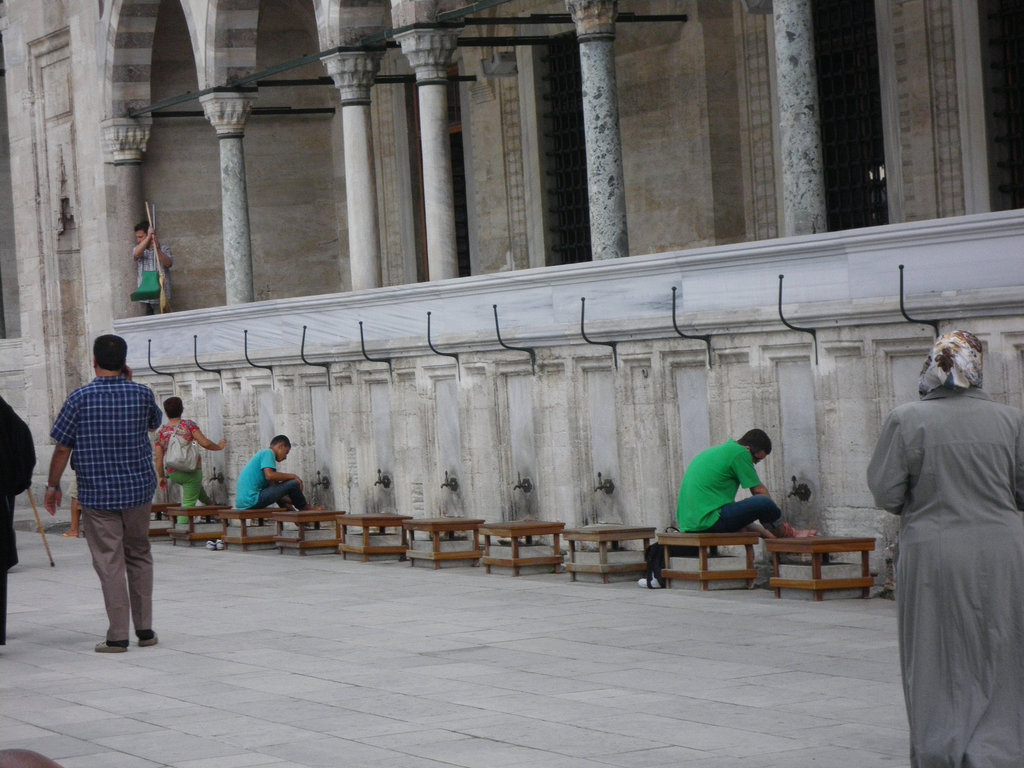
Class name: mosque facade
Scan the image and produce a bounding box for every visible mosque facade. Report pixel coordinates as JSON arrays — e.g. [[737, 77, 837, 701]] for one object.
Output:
[[1, 0, 1022, 570]]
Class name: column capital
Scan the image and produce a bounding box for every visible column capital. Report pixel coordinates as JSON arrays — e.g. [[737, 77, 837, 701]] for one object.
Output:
[[100, 116, 152, 165], [395, 27, 461, 84], [324, 50, 384, 105], [199, 91, 256, 138], [565, 0, 618, 40]]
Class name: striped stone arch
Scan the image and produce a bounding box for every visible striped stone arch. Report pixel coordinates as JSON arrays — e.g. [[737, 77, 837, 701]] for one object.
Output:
[[205, 0, 261, 86], [322, 0, 390, 48], [103, 0, 202, 117]]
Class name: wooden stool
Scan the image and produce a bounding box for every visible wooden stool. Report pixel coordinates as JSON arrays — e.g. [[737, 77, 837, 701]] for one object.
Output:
[[272, 510, 343, 555], [479, 520, 565, 576], [765, 537, 875, 600], [403, 517, 485, 568], [657, 531, 758, 590], [339, 513, 411, 562], [564, 525, 656, 583], [167, 505, 231, 547], [219, 508, 278, 551]]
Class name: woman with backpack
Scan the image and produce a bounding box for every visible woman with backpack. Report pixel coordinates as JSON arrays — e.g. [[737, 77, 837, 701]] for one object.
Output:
[[153, 397, 226, 522]]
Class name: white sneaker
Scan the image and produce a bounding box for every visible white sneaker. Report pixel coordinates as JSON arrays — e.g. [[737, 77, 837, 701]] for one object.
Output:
[[205, 540, 217, 550], [637, 577, 663, 589], [214, 539, 225, 550]]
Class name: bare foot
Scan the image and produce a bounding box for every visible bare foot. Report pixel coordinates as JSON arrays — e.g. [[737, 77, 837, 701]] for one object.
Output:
[[62, 531, 79, 538], [792, 528, 818, 538], [775, 522, 797, 538]]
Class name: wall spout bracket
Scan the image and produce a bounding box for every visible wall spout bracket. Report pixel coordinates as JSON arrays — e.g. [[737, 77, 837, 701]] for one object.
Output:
[[671, 286, 712, 367], [358, 321, 394, 378], [898, 264, 941, 338], [193, 335, 224, 378], [427, 311, 461, 377], [300, 325, 332, 390], [147, 339, 175, 385], [243, 329, 276, 389], [778, 274, 819, 365], [580, 297, 619, 369], [493, 304, 536, 374]]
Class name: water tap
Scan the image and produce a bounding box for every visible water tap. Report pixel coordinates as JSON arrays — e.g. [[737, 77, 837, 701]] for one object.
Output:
[[440, 470, 459, 492], [374, 468, 392, 489], [594, 472, 615, 495], [513, 473, 533, 493]]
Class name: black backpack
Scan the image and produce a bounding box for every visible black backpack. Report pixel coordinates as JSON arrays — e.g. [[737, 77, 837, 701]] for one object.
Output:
[[0, 396, 36, 497]]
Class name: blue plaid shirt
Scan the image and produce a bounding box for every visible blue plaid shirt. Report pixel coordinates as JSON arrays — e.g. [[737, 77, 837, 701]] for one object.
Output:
[[50, 376, 162, 510]]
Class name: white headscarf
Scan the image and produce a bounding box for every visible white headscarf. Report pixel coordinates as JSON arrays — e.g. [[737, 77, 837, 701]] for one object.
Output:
[[918, 330, 983, 396]]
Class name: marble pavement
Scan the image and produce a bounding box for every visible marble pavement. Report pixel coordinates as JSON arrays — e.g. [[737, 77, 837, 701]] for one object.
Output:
[[2, 526, 909, 767]]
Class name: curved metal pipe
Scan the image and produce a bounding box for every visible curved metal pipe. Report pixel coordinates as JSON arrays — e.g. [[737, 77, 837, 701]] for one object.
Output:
[[580, 297, 618, 369], [147, 338, 175, 383], [300, 326, 332, 390], [358, 321, 393, 377], [671, 287, 712, 367], [898, 264, 941, 337], [493, 304, 536, 374], [427, 312, 460, 375], [243, 330, 275, 387], [193, 335, 223, 376], [777, 274, 818, 365]]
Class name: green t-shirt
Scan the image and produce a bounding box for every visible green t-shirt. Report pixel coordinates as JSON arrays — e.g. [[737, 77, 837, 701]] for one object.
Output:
[[676, 440, 763, 531]]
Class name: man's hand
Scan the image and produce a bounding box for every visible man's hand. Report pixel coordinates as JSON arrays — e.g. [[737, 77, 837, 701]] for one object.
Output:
[[43, 488, 62, 516]]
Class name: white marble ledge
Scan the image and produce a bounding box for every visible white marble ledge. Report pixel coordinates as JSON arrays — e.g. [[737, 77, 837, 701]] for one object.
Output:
[[115, 211, 1024, 370]]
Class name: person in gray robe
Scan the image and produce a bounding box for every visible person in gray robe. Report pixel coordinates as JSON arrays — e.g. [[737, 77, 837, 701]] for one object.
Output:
[[867, 330, 1024, 768]]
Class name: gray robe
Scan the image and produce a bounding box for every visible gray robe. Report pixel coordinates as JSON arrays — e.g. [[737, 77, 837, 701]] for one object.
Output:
[[868, 387, 1024, 768]]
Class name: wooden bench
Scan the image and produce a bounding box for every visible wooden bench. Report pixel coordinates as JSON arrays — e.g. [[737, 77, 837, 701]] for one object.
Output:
[[218, 508, 278, 551], [403, 517, 485, 568], [149, 502, 176, 537], [167, 505, 232, 547], [563, 525, 656, 583], [657, 531, 759, 590], [272, 509, 343, 555], [765, 537, 876, 601], [338, 513, 411, 562], [479, 520, 565, 576]]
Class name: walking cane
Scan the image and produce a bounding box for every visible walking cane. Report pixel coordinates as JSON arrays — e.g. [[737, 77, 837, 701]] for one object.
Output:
[[27, 490, 55, 567]]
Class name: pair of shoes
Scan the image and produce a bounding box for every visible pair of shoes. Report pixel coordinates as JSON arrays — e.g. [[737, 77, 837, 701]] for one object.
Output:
[[95, 640, 128, 653], [137, 632, 158, 647], [205, 539, 225, 550], [637, 577, 663, 589]]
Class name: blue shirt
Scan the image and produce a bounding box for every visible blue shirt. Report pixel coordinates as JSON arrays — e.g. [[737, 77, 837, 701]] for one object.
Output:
[[50, 376, 162, 510], [235, 449, 277, 509]]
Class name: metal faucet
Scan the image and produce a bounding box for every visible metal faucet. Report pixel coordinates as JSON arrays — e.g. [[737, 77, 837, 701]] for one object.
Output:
[[788, 475, 812, 502], [312, 471, 331, 490], [208, 469, 224, 484], [594, 472, 615, 495], [440, 470, 459, 492], [513, 473, 533, 493], [374, 468, 392, 489]]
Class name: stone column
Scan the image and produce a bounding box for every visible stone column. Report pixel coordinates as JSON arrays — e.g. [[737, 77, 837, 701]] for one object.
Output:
[[396, 28, 460, 281], [566, 0, 628, 260], [101, 116, 152, 319], [772, 0, 827, 235], [200, 91, 255, 304], [325, 50, 384, 291]]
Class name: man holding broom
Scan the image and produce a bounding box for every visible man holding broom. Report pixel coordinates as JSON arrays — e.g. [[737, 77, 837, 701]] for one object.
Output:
[[43, 335, 163, 653]]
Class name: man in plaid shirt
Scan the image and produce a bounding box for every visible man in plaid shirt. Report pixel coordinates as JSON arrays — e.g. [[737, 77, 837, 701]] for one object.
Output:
[[44, 335, 163, 653]]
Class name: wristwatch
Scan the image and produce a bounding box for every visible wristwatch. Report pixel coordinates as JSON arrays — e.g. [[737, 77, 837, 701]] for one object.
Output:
[[45, 484, 60, 493]]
